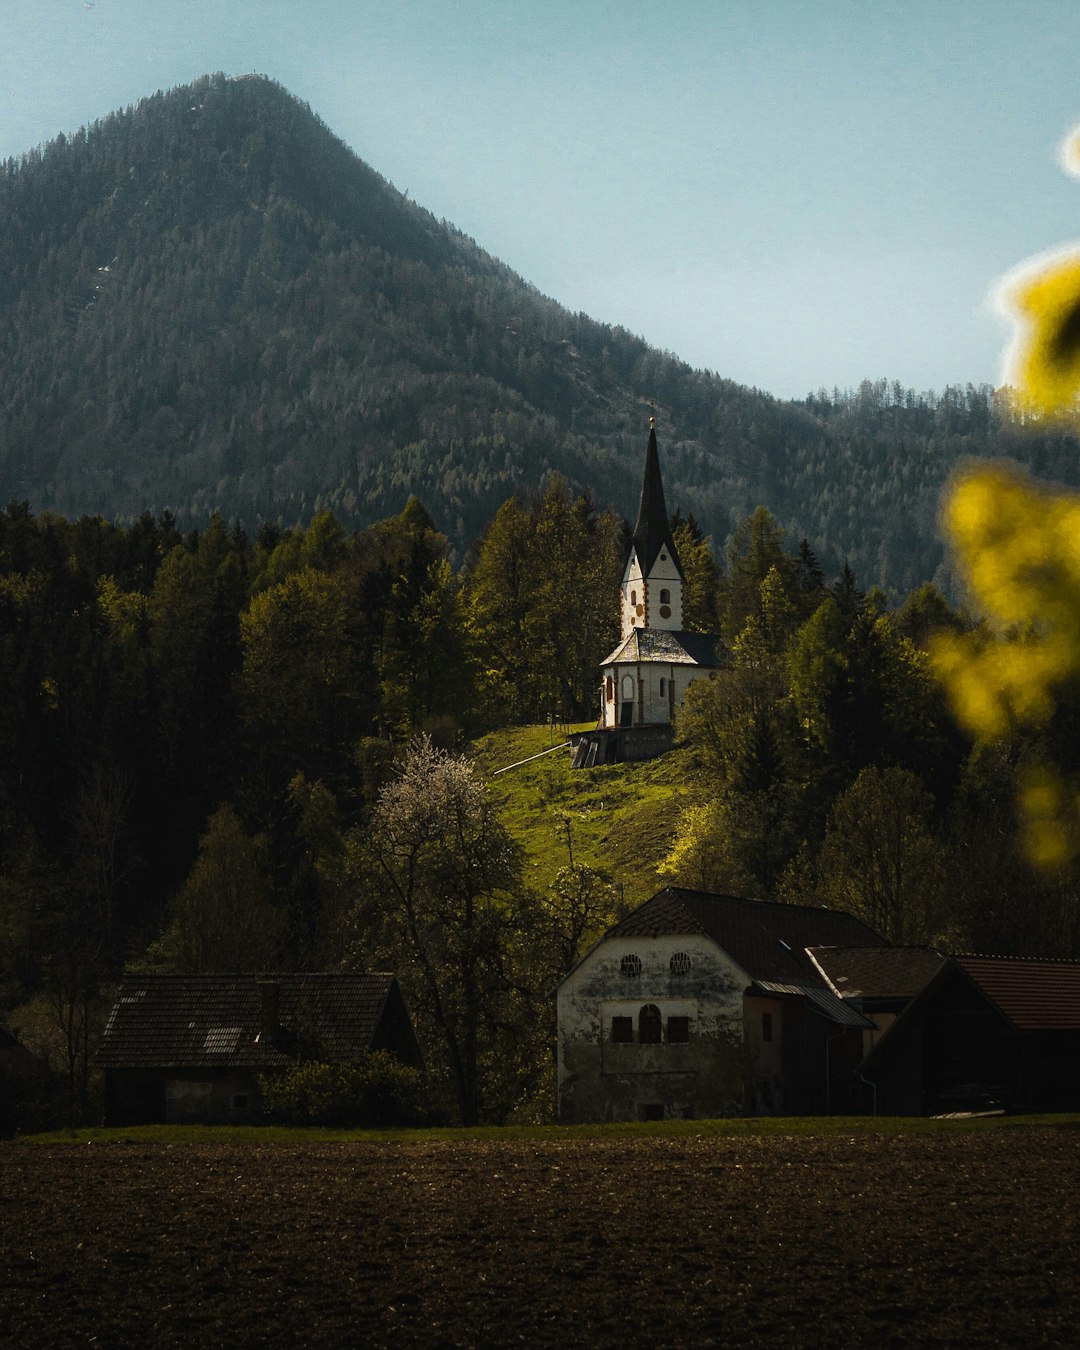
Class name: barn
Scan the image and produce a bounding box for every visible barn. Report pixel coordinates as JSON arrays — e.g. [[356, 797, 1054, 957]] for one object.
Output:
[[98, 972, 422, 1125], [858, 954, 1080, 1114]]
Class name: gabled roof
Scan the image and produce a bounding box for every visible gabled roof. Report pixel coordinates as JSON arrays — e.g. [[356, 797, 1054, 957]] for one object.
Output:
[[97, 973, 404, 1070], [601, 627, 719, 668], [631, 424, 684, 580], [597, 888, 883, 987], [954, 955, 1080, 1031], [807, 946, 945, 1002]]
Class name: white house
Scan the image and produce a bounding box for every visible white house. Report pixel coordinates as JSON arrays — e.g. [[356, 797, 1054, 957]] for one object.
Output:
[[571, 418, 719, 766], [555, 887, 880, 1122]]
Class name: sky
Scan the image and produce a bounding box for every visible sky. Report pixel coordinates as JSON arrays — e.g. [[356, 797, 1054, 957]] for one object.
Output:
[[6, 0, 1080, 400]]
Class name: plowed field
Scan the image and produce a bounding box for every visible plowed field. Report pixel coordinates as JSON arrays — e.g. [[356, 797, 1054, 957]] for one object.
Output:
[[3, 1127, 1078, 1347]]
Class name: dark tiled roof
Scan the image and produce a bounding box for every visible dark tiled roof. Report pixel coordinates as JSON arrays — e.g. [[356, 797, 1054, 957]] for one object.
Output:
[[631, 425, 684, 580], [808, 946, 945, 1001], [601, 627, 719, 668], [605, 888, 883, 985], [954, 955, 1080, 1031], [97, 973, 397, 1070]]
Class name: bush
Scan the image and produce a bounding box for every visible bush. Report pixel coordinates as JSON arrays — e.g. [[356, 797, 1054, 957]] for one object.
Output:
[[260, 1052, 421, 1127]]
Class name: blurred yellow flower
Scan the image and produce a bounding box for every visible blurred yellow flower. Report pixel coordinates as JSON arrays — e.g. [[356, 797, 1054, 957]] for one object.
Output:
[[935, 121, 1080, 867]]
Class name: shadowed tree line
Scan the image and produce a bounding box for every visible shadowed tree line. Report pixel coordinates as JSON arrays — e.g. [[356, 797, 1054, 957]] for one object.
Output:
[[0, 481, 626, 1124]]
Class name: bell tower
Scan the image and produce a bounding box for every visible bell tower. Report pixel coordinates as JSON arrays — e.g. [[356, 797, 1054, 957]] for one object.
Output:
[[620, 416, 684, 637]]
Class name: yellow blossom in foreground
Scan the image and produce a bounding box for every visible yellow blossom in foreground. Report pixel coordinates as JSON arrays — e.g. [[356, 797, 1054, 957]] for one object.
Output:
[[1001, 252, 1080, 415], [936, 123, 1080, 866]]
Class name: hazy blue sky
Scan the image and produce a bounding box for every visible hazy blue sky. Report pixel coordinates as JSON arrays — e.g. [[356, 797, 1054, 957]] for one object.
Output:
[[6, 0, 1080, 399]]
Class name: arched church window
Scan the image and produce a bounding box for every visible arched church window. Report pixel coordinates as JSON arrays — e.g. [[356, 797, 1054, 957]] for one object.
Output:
[[660, 589, 670, 605], [630, 589, 637, 605], [639, 1004, 662, 1044]]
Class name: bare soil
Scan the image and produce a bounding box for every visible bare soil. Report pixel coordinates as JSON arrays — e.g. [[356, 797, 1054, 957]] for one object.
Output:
[[3, 1127, 1079, 1348]]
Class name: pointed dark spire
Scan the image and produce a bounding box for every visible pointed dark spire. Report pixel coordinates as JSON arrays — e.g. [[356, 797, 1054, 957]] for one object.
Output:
[[632, 416, 683, 578]]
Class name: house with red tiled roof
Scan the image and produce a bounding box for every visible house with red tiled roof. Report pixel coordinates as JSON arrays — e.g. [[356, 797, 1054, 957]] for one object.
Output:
[[97, 973, 422, 1125], [858, 954, 1080, 1114], [554, 887, 882, 1122]]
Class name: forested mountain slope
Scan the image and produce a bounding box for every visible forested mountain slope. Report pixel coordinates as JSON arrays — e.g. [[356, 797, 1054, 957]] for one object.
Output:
[[3, 72, 1080, 592]]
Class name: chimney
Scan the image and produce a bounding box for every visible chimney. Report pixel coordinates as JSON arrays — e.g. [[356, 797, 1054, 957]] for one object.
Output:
[[257, 980, 280, 1043]]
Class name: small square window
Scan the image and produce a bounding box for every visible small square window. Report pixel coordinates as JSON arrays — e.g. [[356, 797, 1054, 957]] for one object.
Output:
[[611, 1016, 633, 1044], [762, 1013, 774, 1044], [667, 1016, 690, 1043], [620, 954, 642, 978]]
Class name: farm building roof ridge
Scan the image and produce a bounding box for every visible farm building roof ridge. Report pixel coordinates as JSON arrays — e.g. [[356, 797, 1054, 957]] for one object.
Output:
[[602, 887, 884, 987], [97, 971, 402, 1070]]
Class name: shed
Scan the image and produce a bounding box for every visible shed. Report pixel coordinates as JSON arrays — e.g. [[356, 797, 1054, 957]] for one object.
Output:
[[858, 954, 1080, 1114], [0, 1025, 56, 1136]]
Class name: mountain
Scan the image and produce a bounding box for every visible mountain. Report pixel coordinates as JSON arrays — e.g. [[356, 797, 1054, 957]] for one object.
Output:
[[3, 72, 1079, 593]]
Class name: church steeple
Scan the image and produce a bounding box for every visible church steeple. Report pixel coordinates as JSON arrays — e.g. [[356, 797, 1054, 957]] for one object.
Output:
[[620, 417, 685, 637], [632, 417, 683, 580]]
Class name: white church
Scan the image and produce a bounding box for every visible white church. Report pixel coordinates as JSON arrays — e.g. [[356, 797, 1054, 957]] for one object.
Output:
[[571, 418, 719, 767]]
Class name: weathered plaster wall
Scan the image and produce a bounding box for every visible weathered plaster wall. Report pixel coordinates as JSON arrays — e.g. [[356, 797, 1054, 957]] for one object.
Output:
[[106, 1069, 264, 1125], [600, 661, 709, 728], [557, 934, 747, 1123], [165, 1070, 263, 1124]]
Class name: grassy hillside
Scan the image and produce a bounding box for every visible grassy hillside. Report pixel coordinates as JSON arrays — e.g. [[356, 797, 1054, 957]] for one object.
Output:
[[467, 724, 699, 908]]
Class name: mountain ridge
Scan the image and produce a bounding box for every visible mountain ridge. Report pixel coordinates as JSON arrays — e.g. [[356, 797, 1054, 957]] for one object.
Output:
[[3, 72, 1078, 593]]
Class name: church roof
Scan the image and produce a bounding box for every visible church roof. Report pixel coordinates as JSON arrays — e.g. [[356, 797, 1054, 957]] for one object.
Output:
[[632, 424, 684, 580], [601, 627, 719, 668]]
